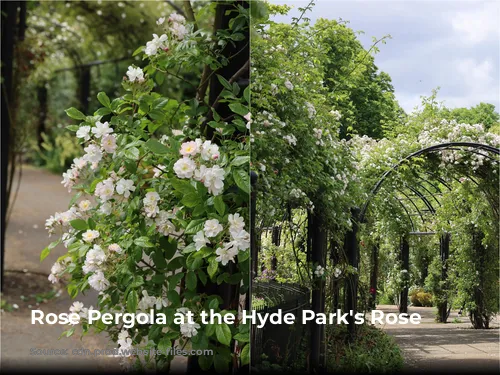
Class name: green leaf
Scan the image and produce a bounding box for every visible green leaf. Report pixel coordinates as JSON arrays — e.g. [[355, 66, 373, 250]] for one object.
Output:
[[145, 139, 169, 154], [205, 323, 215, 337], [185, 219, 205, 235], [209, 298, 219, 310], [240, 344, 250, 365], [214, 195, 226, 216], [123, 147, 140, 160], [217, 74, 233, 91], [215, 323, 232, 346], [155, 71, 165, 85], [66, 327, 75, 337], [243, 86, 250, 103], [171, 179, 197, 195], [66, 125, 80, 132], [67, 283, 78, 298], [48, 239, 61, 250], [65, 107, 86, 120], [149, 109, 165, 121], [212, 109, 221, 122], [167, 290, 180, 306], [125, 160, 137, 174], [70, 219, 88, 231], [159, 237, 177, 259], [87, 218, 96, 230], [126, 290, 138, 313], [233, 332, 249, 342], [134, 236, 155, 248], [158, 337, 172, 352], [229, 103, 249, 116], [233, 169, 250, 194], [207, 258, 218, 278], [238, 251, 249, 263], [187, 256, 203, 271], [182, 193, 202, 208], [132, 46, 144, 56], [95, 107, 111, 116], [40, 247, 50, 262], [152, 274, 165, 284], [192, 203, 206, 217], [153, 249, 167, 269], [186, 271, 197, 291], [198, 355, 213, 371], [97, 92, 111, 108], [231, 155, 250, 167], [198, 270, 207, 285], [152, 98, 169, 110]]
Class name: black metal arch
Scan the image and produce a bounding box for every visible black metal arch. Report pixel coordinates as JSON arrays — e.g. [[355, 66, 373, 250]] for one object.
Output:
[[359, 142, 500, 223]]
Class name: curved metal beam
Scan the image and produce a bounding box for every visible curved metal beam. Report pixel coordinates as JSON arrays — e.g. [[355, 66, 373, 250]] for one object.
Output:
[[359, 142, 500, 223]]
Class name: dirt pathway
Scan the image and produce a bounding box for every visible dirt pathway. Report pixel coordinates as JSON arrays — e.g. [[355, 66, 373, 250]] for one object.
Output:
[[1, 166, 122, 372], [375, 305, 499, 372]]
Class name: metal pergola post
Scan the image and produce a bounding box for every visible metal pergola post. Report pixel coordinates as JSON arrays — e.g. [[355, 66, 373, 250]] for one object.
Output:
[[310, 210, 327, 371], [399, 236, 410, 314], [344, 207, 360, 339], [437, 232, 450, 322], [369, 243, 379, 309]]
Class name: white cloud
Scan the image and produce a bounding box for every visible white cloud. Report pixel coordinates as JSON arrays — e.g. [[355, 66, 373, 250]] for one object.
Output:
[[455, 58, 494, 90], [450, 2, 499, 44]]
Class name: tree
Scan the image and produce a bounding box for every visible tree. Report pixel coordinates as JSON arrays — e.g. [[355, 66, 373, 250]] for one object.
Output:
[[314, 19, 402, 139], [439, 102, 499, 130]]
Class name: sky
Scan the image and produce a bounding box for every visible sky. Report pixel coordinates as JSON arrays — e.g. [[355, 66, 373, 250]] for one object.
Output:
[[270, 0, 500, 113]]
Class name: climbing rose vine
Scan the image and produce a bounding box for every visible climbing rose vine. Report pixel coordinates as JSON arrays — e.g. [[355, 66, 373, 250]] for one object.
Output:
[[42, 6, 250, 372]]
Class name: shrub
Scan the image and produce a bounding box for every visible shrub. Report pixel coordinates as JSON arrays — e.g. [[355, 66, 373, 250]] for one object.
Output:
[[32, 131, 82, 174], [326, 324, 404, 373], [409, 288, 433, 307]]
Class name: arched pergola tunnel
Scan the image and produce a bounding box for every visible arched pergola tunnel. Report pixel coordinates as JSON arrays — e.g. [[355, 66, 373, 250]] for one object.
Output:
[[250, 142, 499, 370], [354, 142, 499, 325]]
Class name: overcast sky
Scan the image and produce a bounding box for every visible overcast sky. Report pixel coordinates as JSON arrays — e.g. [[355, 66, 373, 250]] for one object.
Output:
[[270, 0, 500, 113]]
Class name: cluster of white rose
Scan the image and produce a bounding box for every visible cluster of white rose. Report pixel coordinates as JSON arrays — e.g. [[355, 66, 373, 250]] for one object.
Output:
[[193, 213, 249, 266], [145, 13, 189, 56], [45, 202, 121, 291], [138, 290, 168, 312], [305, 102, 316, 119], [60, 121, 117, 192], [69, 301, 95, 324], [126, 66, 144, 83], [329, 110, 342, 121], [48, 256, 72, 283], [176, 307, 201, 338], [117, 329, 133, 354], [311, 265, 343, 280], [81, 240, 125, 291], [333, 267, 342, 278], [418, 120, 500, 171], [160, 13, 189, 40], [283, 134, 297, 146], [45, 206, 77, 235], [314, 265, 325, 278], [173, 139, 225, 196]]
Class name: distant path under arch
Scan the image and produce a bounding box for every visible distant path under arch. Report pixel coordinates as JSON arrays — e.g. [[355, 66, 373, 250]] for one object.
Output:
[[374, 305, 500, 372]]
